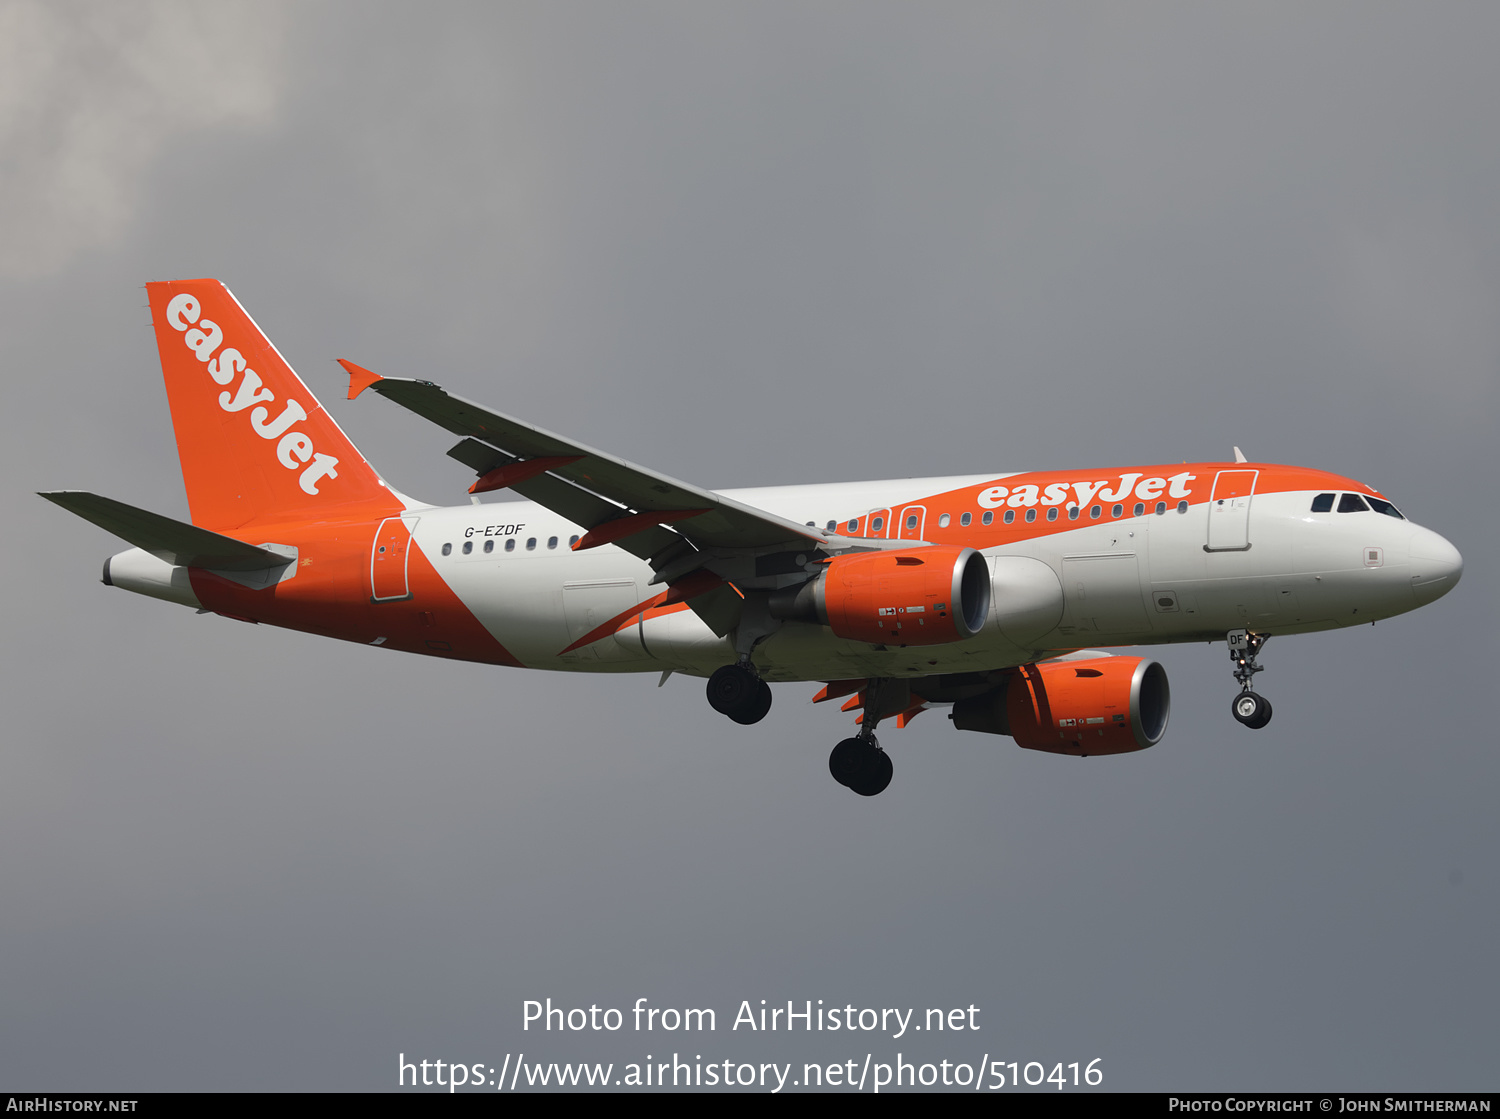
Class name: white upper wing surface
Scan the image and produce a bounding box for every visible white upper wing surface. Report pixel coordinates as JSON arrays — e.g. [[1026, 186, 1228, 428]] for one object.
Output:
[[348, 367, 910, 562]]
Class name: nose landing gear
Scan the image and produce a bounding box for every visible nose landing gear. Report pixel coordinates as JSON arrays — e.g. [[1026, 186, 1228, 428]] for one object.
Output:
[[1227, 629, 1273, 729]]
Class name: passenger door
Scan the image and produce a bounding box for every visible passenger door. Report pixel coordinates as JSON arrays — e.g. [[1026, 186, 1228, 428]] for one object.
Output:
[[1206, 470, 1258, 552], [370, 517, 417, 602]]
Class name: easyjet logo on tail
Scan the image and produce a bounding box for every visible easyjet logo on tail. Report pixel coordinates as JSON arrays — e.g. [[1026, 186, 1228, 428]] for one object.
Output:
[[164, 293, 340, 496]]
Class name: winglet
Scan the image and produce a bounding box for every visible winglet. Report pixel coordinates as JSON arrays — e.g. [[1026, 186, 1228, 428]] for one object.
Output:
[[339, 359, 384, 400]]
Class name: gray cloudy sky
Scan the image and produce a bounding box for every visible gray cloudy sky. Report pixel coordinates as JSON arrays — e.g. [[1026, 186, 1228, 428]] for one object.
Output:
[[1, 1, 1495, 1092]]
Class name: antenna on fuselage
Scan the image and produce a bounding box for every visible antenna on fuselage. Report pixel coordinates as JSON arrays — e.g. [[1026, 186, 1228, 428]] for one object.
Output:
[[1233, 446, 1249, 463]]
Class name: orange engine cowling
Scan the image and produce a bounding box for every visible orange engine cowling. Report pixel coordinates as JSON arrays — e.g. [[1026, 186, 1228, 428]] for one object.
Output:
[[951, 656, 1170, 755], [772, 545, 991, 646]]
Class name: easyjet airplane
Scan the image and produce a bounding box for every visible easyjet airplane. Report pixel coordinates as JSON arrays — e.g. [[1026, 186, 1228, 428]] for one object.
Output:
[[43, 280, 1464, 796]]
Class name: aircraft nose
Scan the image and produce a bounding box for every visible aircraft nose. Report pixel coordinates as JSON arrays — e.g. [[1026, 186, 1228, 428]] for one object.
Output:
[[1409, 528, 1463, 605]]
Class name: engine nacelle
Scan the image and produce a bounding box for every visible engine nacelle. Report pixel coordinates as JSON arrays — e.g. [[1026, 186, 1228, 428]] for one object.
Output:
[[951, 655, 1170, 755], [770, 545, 991, 646]]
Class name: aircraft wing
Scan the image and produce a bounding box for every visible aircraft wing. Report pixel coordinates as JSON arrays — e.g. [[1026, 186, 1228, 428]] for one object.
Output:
[[342, 361, 893, 563]]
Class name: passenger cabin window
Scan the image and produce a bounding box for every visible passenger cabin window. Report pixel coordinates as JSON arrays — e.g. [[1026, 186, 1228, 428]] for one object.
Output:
[[826, 521, 837, 531], [441, 543, 452, 556], [905, 515, 918, 529], [1089, 506, 1102, 519], [981, 511, 993, 526], [1338, 493, 1370, 513], [1025, 508, 1036, 523], [1366, 496, 1405, 520], [1068, 506, 1080, 521], [569, 535, 580, 546], [1311, 493, 1336, 513], [462, 541, 473, 554], [847, 519, 859, 531], [505, 538, 516, 552], [1176, 500, 1188, 514], [526, 537, 537, 550], [938, 513, 950, 528], [960, 512, 971, 527], [547, 536, 558, 549], [1111, 503, 1123, 518], [484, 540, 494, 553], [1047, 507, 1058, 521], [1003, 510, 1015, 524], [871, 517, 884, 532], [1155, 501, 1166, 515], [1133, 502, 1144, 517]]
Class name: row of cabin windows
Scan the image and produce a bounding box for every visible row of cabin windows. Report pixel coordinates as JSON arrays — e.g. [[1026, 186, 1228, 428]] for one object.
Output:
[[446, 492, 1210, 557], [1310, 492, 1405, 519], [803, 500, 1190, 535], [420, 494, 1404, 560], [441, 534, 582, 557]]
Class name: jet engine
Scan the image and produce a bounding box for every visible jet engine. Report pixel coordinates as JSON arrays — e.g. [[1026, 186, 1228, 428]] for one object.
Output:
[[769, 545, 990, 646], [951, 655, 1170, 755]]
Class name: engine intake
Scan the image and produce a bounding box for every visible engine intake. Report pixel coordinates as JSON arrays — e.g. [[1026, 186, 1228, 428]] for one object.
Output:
[[769, 545, 990, 646], [951, 655, 1170, 755]]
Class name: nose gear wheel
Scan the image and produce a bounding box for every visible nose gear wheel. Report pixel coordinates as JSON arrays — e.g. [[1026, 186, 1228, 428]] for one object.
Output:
[[1231, 691, 1273, 729], [1227, 630, 1273, 730]]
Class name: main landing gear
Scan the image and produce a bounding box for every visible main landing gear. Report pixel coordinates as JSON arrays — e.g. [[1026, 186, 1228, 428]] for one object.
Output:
[[1227, 629, 1273, 729], [706, 663, 773, 725], [828, 732, 893, 797], [704, 662, 895, 796], [827, 676, 904, 797]]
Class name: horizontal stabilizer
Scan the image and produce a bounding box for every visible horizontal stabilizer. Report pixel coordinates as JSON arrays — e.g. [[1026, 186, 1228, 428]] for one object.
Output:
[[38, 491, 292, 572]]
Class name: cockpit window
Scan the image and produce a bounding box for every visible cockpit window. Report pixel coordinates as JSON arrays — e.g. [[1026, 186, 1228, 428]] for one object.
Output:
[[1365, 496, 1405, 520], [1310, 493, 1335, 513], [1337, 493, 1370, 513]]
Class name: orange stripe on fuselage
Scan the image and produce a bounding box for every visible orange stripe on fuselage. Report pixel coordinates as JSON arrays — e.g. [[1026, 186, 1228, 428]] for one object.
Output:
[[187, 516, 524, 667], [829, 462, 1382, 547]]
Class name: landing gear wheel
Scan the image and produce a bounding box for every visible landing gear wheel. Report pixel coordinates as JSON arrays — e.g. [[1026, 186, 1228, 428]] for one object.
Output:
[[1231, 691, 1273, 729], [828, 737, 862, 787], [851, 748, 893, 797], [728, 680, 773, 726], [828, 736, 894, 796], [707, 664, 770, 724], [708, 666, 762, 720]]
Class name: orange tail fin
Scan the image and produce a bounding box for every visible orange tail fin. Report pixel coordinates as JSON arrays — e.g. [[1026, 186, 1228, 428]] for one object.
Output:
[[146, 279, 399, 531]]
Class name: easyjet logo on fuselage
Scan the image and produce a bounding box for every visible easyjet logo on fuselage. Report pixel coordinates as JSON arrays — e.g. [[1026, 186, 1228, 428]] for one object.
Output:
[[974, 471, 1199, 510], [164, 292, 340, 496]]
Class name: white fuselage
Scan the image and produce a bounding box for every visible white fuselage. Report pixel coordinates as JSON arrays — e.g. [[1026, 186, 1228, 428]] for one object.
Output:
[[403, 476, 1458, 682]]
